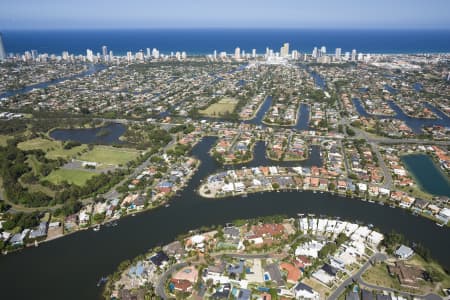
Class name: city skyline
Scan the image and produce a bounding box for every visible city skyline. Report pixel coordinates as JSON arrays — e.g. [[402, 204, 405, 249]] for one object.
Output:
[[1, 0, 450, 30]]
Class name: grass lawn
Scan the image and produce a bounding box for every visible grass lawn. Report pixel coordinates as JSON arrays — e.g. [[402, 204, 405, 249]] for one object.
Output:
[[199, 97, 238, 117], [44, 169, 97, 186], [26, 155, 42, 176], [18, 137, 87, 160], [79, 146, 140, 166], [0, 134, 12, 146], [302, 278, 330, 299], [362, 262, 401, 290]]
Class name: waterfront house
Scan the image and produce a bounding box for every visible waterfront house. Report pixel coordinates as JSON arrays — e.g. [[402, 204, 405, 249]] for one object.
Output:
[[395, 245, 414, 259]]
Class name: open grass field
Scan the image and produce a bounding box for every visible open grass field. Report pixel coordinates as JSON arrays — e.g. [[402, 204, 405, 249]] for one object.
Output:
[[44, 169, 97, 186], [199, 97, 238, 117], [18, 137, 87, 160], [78, 146, 140, 166]]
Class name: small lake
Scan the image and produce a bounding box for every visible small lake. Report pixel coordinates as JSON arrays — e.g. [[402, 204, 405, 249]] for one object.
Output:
[[402, 153, 450, 197], [49, 123, 126, 145]]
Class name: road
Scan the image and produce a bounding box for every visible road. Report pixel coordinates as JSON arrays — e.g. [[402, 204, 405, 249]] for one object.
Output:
[[102, 137, 176, 201], [328, 252, 387, 300], [370, 141, 393, 189], [155, 262, 188, 299]]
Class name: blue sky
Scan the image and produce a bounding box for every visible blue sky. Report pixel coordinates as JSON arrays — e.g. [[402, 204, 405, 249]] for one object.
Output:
[[1, 0, 450, 29]]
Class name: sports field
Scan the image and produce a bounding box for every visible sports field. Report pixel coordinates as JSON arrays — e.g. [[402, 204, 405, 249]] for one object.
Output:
[[199, 97, 238, 117], [45, 169, 97, 186], [78, 146, 140, 166]]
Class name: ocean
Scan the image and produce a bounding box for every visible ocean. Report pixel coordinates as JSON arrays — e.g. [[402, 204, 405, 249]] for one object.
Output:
[[2, 28, 450, 56]]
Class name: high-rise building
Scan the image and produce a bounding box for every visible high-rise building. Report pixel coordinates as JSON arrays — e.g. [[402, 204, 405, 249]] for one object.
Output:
[[351, 49, 357, 61], [280, 42, 290, 58], [320, 46, 326, 55], [31, 50, 38, 60], [0, 33, 6, 61], [252, 49, 256, 58], [152, 48, 160, 59], [86, 49, 94, 62], [102, 45, 108, 58], [335, 48, 341, 60], [312, 47, 318, 59], [234, 47, 241, 59]]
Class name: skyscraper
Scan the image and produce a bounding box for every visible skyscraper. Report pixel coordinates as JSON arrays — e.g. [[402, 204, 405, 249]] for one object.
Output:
[[234, 47, 241, 59], [335, 48, 341, 60], [351, 49, 357, 61], [280, 43, 290, 58], [0, 33, 6, 61]]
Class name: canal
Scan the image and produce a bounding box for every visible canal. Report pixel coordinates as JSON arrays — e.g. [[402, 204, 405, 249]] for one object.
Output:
[[0, 64, 106, 99], [352, 98, 450, 134], [0, 137, 449, 300]]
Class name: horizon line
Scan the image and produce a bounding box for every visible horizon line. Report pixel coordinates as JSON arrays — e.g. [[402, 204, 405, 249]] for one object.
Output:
[[3, 27, 450, 31]]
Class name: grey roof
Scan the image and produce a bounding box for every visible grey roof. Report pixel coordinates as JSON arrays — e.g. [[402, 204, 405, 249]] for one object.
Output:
[[294, 282, 314, 293], [264, 263, 284, 286], [228, 259, 245, 274], [361, 290, 374, 300], [224, 227, 240, 238], [376, 294, 391, 300], [10, 233, 23, 245], [29, 222, 48, 239], [237, 289, 251, 300], [395, 245, 414, 258], [346, 291, 360, 300]]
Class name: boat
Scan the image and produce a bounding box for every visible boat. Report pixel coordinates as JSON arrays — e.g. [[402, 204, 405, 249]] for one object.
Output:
[[241, 193, 248, 198], [164, 204, 170, 208], [97, 276, 108, 287], [368, 200, 375, 203], [93, 225, 101, 232], [34, 240, 39, 247], [436, 222, 444, 227]]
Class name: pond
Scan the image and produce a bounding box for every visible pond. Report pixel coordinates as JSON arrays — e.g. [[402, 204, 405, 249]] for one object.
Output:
[[401, 153, 450, 197], [49, 123, 126, 145]]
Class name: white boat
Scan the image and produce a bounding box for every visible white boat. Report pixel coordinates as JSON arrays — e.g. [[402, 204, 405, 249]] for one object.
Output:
[[93, 225, 101, 231]]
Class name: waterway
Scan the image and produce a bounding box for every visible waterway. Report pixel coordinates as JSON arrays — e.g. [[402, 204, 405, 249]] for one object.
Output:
[[245, 96, 272, 126], [49, 123, 126, 145], [0, 64, 106, 99], [401, 154, 450, 197], [295, 103, 311, 131], [0, 137, 448, 300], [352, 98, 450, 134]]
